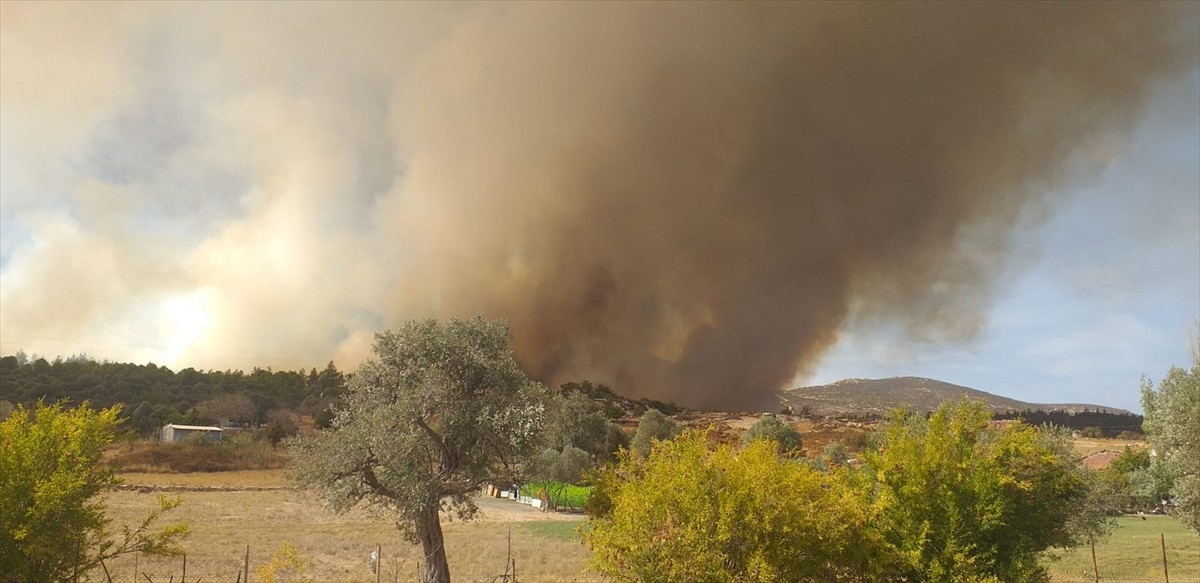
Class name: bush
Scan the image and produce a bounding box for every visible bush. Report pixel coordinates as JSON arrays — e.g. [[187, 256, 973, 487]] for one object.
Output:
[[1, 402, 188, 581], [863, 400, 1097, 582], [1080, 426, 1104, 438], [107, 435, 288, 473], [586, 431, 881, 582], [631, 408, 679, 457], [742, 415, 803, 456], [257, 541, 311, 583]]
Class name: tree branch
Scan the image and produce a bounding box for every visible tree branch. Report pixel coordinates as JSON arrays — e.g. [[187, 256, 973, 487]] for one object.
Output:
[[415, 416, 457, 478]]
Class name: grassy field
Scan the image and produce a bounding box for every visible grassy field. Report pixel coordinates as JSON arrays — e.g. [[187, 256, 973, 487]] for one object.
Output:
[[518, 481, 592, 509], [1046, 516, 1199, 583]]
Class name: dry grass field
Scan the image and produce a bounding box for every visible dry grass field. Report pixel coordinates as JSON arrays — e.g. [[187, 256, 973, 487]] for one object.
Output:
[[96, 470, 597, 583], [1071, 436, 1147, 457], [89, 434, 1176, 582]]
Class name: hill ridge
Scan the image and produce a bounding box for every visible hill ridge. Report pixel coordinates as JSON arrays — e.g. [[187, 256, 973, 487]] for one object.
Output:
[[781, 376, 1131, 417]]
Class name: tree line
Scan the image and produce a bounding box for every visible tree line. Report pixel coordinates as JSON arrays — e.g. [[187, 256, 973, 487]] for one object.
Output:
[[992, 408, 1144, 437], [0, 353, 347, 436]]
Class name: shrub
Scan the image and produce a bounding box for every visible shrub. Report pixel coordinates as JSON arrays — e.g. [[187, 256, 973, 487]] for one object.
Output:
[[863, 400, 1097, 582], [586, 431, 882, 582], [257, 541, 311, 583], [742, 415, 803, 457], [1, 402, 188, 581], [107, 436, 287, 473], [630, 408, 679, 457]]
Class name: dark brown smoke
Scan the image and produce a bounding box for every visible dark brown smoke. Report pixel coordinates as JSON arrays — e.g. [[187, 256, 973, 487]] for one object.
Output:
[[383, 2, 1198, 410]]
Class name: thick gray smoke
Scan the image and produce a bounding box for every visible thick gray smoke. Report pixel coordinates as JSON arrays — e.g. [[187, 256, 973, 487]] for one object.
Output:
[[1, 3, 1196, 409]]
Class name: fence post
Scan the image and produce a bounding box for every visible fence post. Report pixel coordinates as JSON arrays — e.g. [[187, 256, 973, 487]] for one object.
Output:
[[376, 544, 382, 583], [181, 553, 186, 583], [1161, 532, 1169, 583], [244, 544, 250, 583], [1090, 535, 1099, 583]]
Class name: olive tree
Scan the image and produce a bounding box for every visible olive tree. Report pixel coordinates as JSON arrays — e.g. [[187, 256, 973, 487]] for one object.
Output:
[[529, 389, 628, 510], [1141, 361, 1200, 532], [630, 408, 679, 457], [742, 415, 803, 457], [287, 317, 550, 583]]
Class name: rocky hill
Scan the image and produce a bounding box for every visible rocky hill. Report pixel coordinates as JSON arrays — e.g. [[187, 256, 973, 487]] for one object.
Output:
[[780, 376, 1131, 417]]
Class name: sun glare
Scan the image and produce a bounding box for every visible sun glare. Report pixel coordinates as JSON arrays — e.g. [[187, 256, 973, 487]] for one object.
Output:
[[159, 290, 212, 365]]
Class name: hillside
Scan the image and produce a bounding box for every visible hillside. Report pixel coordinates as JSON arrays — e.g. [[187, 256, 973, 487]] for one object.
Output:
[[780, 376, 1131, 417]]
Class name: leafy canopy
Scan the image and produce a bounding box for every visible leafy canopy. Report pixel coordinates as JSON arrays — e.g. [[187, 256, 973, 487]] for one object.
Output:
[[630, 408, 679, 457], [1141, 362, 1200, 532], [863, 400, 1095, 583], [742, 415, 803, 457], [586, 430, 873, 582], [287, 316, 550, 583], [0, 401, 187, 582]]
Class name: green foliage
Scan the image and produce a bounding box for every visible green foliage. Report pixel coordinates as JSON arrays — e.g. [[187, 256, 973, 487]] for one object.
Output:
[[0, 355, 348, 435], [0, 401, 122, 580], [863, 400, 1096, 583], [0, 401, 187, 582], [530, 446, 592, 510], [585, 431, 877, 582], [543, 389, 627, 463], [520, 482, 592, 509], [994, 408, 1145, 436], [822, 440, 850, 466], [630, 408, 679, 457], [1141, 362, 1200, 532], [742, 415, 803, 457], [1087, 447, 1164, 514], [287, 316, 550, 583]]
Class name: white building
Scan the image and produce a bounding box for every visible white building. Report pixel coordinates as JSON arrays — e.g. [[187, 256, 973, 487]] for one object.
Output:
[[160, 423, 223, 443]]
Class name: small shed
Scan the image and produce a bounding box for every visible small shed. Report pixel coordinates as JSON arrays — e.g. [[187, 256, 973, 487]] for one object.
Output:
[[160, 423, 223, 443]]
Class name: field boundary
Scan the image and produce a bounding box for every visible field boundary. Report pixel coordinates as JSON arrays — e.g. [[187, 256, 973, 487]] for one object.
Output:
[[112, 484, 289, 493]]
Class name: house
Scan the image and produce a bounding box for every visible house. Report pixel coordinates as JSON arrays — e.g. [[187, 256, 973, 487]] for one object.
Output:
[[160, 423, 223, 443]]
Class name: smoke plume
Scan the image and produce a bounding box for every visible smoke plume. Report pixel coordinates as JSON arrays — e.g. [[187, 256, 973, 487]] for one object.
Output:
[[1, 3, 1196, 409]]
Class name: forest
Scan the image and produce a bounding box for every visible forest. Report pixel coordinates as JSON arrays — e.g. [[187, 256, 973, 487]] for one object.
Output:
[[0, 352, 346, 437]]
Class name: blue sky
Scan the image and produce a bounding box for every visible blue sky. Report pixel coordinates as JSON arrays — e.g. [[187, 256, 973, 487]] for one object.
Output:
[[811, 73, 1200, 412]]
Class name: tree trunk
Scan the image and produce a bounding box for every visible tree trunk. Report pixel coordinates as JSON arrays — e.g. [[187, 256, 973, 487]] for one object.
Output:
[[418, 501, 451, 583]]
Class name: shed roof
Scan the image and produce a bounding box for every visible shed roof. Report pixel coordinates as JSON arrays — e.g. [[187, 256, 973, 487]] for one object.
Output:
[[163, 424, 223, 432]]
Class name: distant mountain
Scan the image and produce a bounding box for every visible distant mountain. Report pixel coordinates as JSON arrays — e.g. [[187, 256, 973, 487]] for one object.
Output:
[[780, 376, 1131, 417]]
